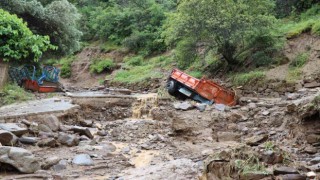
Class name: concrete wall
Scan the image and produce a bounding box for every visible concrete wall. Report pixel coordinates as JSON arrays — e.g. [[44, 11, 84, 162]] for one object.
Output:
[[0, 59, 9, 89]]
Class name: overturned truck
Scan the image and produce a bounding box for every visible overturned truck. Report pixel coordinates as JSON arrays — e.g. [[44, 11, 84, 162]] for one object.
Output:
[[167, 69, 237, 106]]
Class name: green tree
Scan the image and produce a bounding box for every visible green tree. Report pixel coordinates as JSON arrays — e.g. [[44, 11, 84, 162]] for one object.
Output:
[[0, 9, 55, 62], [164, 0, 276, 69], [0, 0, 82, 55], [77, 0, 176, 55]]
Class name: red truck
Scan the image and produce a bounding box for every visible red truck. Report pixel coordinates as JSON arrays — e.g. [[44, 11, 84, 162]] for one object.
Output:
[[167, 69, 237, 106]]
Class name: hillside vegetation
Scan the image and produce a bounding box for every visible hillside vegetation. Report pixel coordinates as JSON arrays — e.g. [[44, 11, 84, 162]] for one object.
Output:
[[0, 0, 319, 88]]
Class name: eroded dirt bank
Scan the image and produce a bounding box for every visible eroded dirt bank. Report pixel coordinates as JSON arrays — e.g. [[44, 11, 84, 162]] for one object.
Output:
[[0, 88, 320, 179]]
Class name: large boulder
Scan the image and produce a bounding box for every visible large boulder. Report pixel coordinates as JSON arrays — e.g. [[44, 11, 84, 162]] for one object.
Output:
[[0, 146, 40, 173], [0, 123, 28, 136]]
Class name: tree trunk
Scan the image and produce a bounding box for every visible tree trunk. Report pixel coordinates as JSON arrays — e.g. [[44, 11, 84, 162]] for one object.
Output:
[[0, 59, 9, 89]]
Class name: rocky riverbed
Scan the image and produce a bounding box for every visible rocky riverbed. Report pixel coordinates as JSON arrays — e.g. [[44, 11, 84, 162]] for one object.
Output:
[[0, 87, 320, 180]]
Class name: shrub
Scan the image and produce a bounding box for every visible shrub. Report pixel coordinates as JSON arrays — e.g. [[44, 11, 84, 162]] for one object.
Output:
[[90, 58, 116, 73], [0, 9, 55, 62], [124, 56, 144, 66], [289, 53, 309, 68], [59, 56, 75, 78], [0, 0, 82, 55]]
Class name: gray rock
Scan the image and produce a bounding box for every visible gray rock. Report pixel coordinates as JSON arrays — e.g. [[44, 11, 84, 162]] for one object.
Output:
[[245, 134, 268, 146], [309, 163, 320, 172], [0, 146, 40, 173], [38, 124, 53, 133], [304, 145, 317, 154], [306, 134, 320, 144], [262, 111, 270, 116], [286, 93, 300, 100], [248, 103, 257, 109], [306, 171, 316, 178], [57, 132, 79, 147], [80, 120, 93, 127], [274, 174, 306, 180], [274, 166, 299, 175], [43, 115, 60, 132], [72, 154, 94, 166], [304, 82, 320, 88], [239, 172, 269, 180], [37, 138, 58, 147], [214, 104, 226, 111], [0, 123, 28, 136], [0, 130, 17, 146], [42, 156, 60, 169], [21, 119, 31, 126], [173, 102, 195, 111], [104, 143, 117, 152], [52, 159, 68, 172], [196, 103, 207, 112], [69, 126, 94, 139], [217, 132, 241, 141], [18, 136, 38, 145], [310, 157, 320, 165], [122, 146, 130, 154], [79, 135, 90, 141], [97, 130, 108, 136]]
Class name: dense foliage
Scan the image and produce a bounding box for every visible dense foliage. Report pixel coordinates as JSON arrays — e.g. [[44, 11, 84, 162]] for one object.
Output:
[[0, 9, 55, 62], [0, 0, 82, 55], [163, 0, 277, 69], [74, 0, 176, 55]]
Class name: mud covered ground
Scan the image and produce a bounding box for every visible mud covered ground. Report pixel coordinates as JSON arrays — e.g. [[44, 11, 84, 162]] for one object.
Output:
[[0, 87, 320, 180]]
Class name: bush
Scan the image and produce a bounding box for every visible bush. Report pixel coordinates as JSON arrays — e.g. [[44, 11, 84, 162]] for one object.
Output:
[[0, 9, 55, 62], [59, 56, 75, 78], [124, 56, 144, 66], [90, 58, 116, 73], [0, 83, 35, 106], [232, 71, 266, 86], [0, 0, 82, 55], [174, 38, 198, 69]]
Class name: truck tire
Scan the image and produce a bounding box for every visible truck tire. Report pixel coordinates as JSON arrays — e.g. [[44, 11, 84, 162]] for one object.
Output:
[[167, 79, 178, 95]]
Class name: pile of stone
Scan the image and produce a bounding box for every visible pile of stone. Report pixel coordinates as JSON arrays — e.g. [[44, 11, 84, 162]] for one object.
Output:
[[0, 114, 106, 174]]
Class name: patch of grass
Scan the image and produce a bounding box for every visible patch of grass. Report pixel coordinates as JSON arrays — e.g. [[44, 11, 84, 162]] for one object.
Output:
[[99, 41, 121, 53], [286, 68, 302, 83], [289, 52, 309, 68], [277, 5, 320, 38], [286, 19, 315, 38], [90, 58, 116, 74], [124, 56, 144, 66], [188, 71, 203, 79], [0, 83, 35, 106], [263, 141, 275, 151], [59, 56, 76, 78], [112, 65, 162, 83], [234, 155, 269, 176], [110, 54, 173, 85], [232, 71, 266, 86]]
